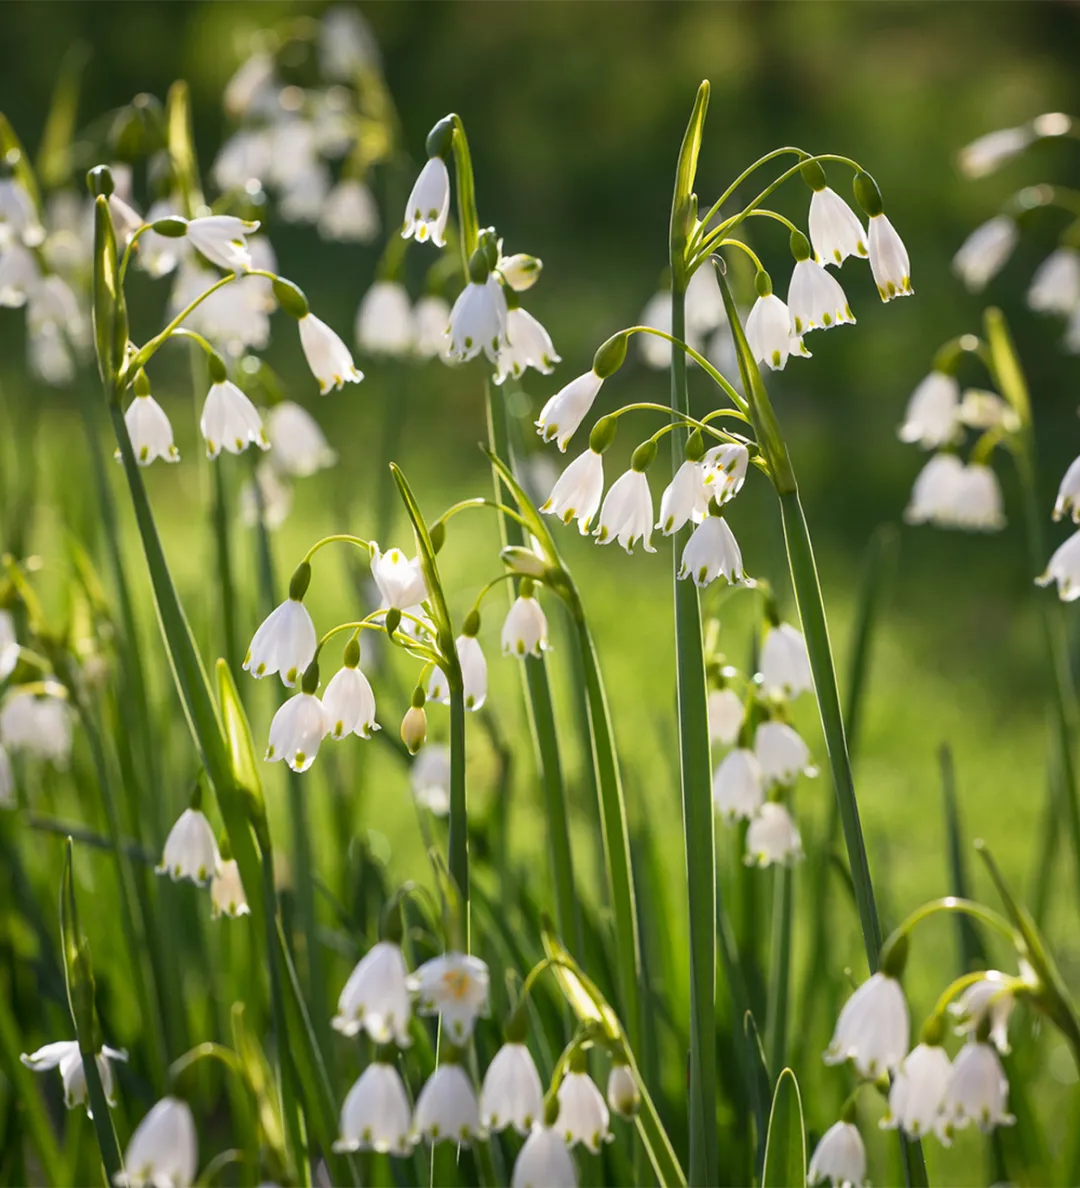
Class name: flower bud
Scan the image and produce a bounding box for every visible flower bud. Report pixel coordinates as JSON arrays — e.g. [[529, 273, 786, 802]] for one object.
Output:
[[589, 415, 618, 455], [300, 660, 320, 696], [853, 171, 885, 219], [461, 609, 481, 638], [499, 253, 543, 292], [288, 561, 312, 601], [86, 165, 115, 198], [343, 637, 361, 669], [429, 520, 446, 554], [592, 332, 629, 380], [789, 230, 812, 263], [151, 216, 189, 238], [425, 116, 455, 161], [401, 704, 427, 754], [754, 269, 773, 298], [881, 933, 909, 979], [800, 159, 827, 192], [385, 607, 402, 635], [685, 428, 705, 462], [272, 277, 310, 319], [606, 1060, 640, 1119], [207, 353, 228, 384], [631, 439, 658, 472], [499, 547, 548, 580]]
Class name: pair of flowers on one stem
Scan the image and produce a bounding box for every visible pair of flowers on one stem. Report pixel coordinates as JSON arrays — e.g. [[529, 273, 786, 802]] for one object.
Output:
[[1036, 450, 1080, 602], [156, 801, 250, 920]]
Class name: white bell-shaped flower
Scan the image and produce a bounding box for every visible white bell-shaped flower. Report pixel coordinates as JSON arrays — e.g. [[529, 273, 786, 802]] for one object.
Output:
[[542, 448, 604, 535], [1039, 529, 1080, 601], [409, 951, 490, 1043], [412, 1062, 483, 1145], [413, 295, 453, 360], [1028, 247, 1080, 316], [637, 291, 676, 369], [881, 1042, 952, 1142], [512, 1125, 578, 1188], [536, 370, 603, 452], [708, 687, 745, 746], [280, 166, 332, 224], [0, 686, 73, 765], [501, 592, 548, 659], [244, 598, 316, 686], [497, 252, 543, 292], [411, 744, 451, 815], [958, 126, 1033, 178], [267, 692, 329, 773], [712, 749, 763, 824], [702, 443, 749, 504], [958, 389, 1017, 432], [156, 808, 219, 885], [759, 623, 813, 699], [595, 469, 655, 553], [22, 1041, 127, 1114], [899, 371, 961, 449], [332, 941, 411, 1045], [686, 264, 726, 334], [318, 5, 377, 79], [212, 129, 273, 192], [210, 858, 250, 919], [334, 1062, 414, 1156], [868, 213, 913, 301], [356, 280, 414, 357], [809, 187, 868, 266], [556, 1070, 612, 1153], [319, 179, 380, 243], [943, 1041, 1014, 1133], [904, 453, 966, 527], [457, 635, 487, 711], [322, 665, 379, 740], [825, 972, 910, 1077], [745, 292, 807, 372], [951, 463, 1006, 531], [745, 802, 803, 866], [122, 395, 180, 465], [370, 545, 428, 610], [200, 380, 268, 459], [788, 259, 855, 334], [807, 1120, 867, 1188], [496, 307, 561, 384], [299, 313, 363, 394], [953, 217, 1017, 293], [755, 715, 813, 788], [113, 1096, 198, 1188], [948, 970, 1019, 1054], [658, 460, 709, 535], [402, 157, 451, 248], [480, 1042, 544, 1134], [1054, 456, 1080, 523], [450, 274, 509, 365], [263, 403, 335, 478], [186, 215, 259, 273], [678, 515, 744, 587]]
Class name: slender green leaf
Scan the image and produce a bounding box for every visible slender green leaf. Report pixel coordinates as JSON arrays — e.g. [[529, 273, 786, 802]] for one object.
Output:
[[744, 1011, 771, 1178], [35, 42, 89, 188], [939, 745, 988, 971], [761, 1068, 805, 1188]]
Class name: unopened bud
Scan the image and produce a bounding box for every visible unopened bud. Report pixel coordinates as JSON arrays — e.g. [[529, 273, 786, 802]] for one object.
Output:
[[853, 171, 885, 219], [272, 277, 310, 319], [606, 1061, 640, 1119], [500, 547, 547, 580], [789, 230, 812, 263], [401, 704, 427, 754], [631, 439, 658, 472], [589, 415, 618, 455], [499, 253, 543, 292], [593, 332, 629, 380], [151, 215, 189, 238], [86, 165, 115, 198], [288, 561, 312, 602], [800, 159, 827, 192], [429, 521, 446, 554]]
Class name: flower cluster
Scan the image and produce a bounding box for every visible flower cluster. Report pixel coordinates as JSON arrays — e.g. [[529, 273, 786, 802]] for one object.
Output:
[[154, 797, 251, 920]]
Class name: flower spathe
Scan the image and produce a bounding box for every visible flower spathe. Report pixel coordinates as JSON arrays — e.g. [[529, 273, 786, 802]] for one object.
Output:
[[712, 748, 764, 824], [556, 1071, 612, 1153], [744, 802, 803, 867], [185, 215, 259, 273], [333, 940, 412, 1044], [370, 545, 429, 610], [200, 380, 269, 458], [807, 1120, 867, 1188], [447, 274, 509, 364], [595, 468, 655, 553], [299, 313, 364, 394], [808, 187, 867, 266], [334, 1062, 414, 1157], [210, 859, 250, 919], [953, 216, 1018, 293], [707, 687, 745, 746], [355, 280, 414, 357], [657, 460, 709, 535], [408, 951, 490, 1043], [267, 692, 329, 773], [21, 1041, 127, 1114], [244, 598, 317, 686], [480, 1042, 544, 1135], [678, 515, 744, 588], [1038, 529, 1080, 601], [512, 1125, 578, 1188], [122, 395, 180, 466], [1028, 247, 1080, 316], [867, 213, 913, 301], [402, 156, 451, 248], [412, 1063, 483, 1146], [113, 1096, 198, 1188], [948, 970, 1019, 1054], [788, 259, 855, 334], [943, 1041, 1015, 1133], [322, 665, 379, 740], [825, 972, 910, 1077], [542, 448, 604, 535], [899, 372, 961, 449], [759, 623, 813, 699], [495, 307, 561, 384], [881, 1042, 952, 1142], [156, 808, 219, 886], [536, 370, 603, 452], [502, 593, 549, 658]]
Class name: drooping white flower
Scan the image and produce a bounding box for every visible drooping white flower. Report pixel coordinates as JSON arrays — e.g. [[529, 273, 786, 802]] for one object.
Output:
[[556, 1071, 612, 1153], [299, 313, 364, 394], [0, 178, 37, 238], [809, 187, 868, 266], [595, 469, 655, 553], [412, 1062, 483, 1145], [502, 593, 549, 658], [355, 280, 414, 357], [457, 635, 487, 710], [332, 941, 411, 1045], [280, 164, 332, 225], [958, 126, 1034, 179], [186, 215, 259, 273], [411, 743, 451, 814], [319, 179, 380, 243], [950, 463, 1006, 531], [223, 51, 277, 119], [943, 1041, 1014, 1133], [370, 545, 428, 610], [244, 598, 316, 686], [881, 1042, 952, 1142], [536, 371, 603, 452], [495, 307, 561, 384], [200, 380, 268, 459], [746, 292, 807, 371], [210, 858, 250, 919], [402, 157, 451, 248], [686, 264, 727, 335], [825, 972, 910, 1077], [480, 1043, 544, 1134], [788, 259, 855, 334], [512, 1125, 578, 1188], [334, 1063, 414, 1156], [1028, 247, 1080, 316], [542, 448, 604, 534], [0, 744, 13, 808], [156, 808, 219, 885], [745, 803, 803, 866], [899, 372, 961, 449], [756, 721, 813, 787], [447, 274, 509, 364], [1038, 529, 1080, 601], [678, 515, 744, 587], [413, 295, 453, 360], [212, 129, 274, 192], [28, 321, 75, 386], [868, 213, 913, 301], [113, 1096, 198, 1188], [807, 1120, 867, 1188], [122, 395, 180, 466], [953, 217, 1018, 293], [702, 442, 750, 505], [109, 193, 143, 248], [1052, 456, 1080, 524], [266, 402, 337, 476], [759, 624, 813, 699], [657, 460, 709, 535], [322, 666, 379, 740], [21, 1041, 127, 1114], [712, 749, 763, 824], [904, 454, 965, 527], [707, 687, 745, 746], [948, 970, 1019, 1054], [0, 610, 19, 680], [0, 687, 73, 765], [409, 952, 490, 1043], [637, 291, 676, 369], [267, 692, 329, 773]]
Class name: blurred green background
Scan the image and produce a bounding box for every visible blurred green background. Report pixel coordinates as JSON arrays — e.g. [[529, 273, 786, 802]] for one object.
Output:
[[3, 2, 1080, 1184]]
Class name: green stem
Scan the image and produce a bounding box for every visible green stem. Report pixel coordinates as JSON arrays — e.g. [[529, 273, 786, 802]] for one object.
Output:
[[669, 284, 718, 1186], [211, 461, 241, 677], [764, 864, 792, 1076], [449, 677, 469, 947]]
